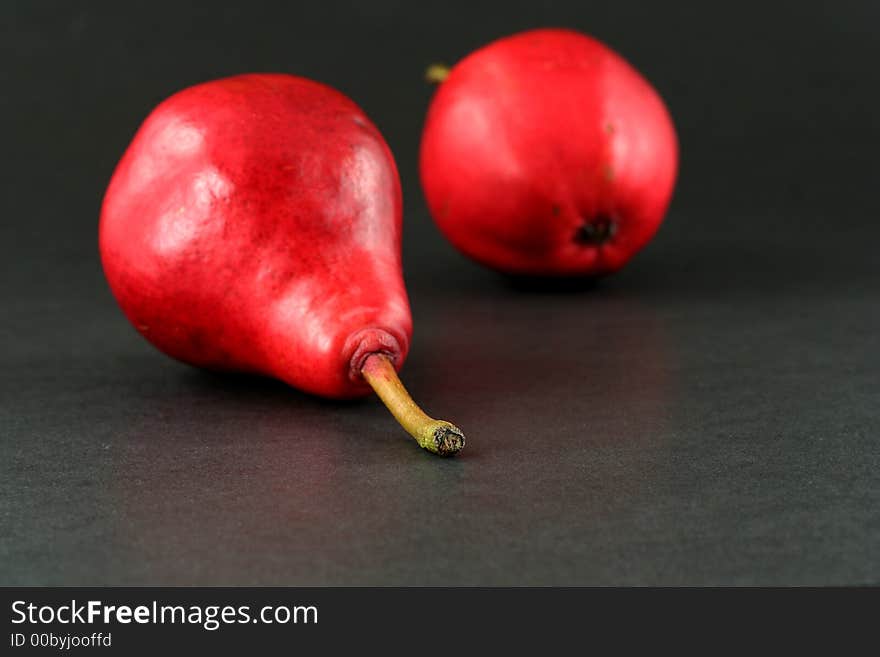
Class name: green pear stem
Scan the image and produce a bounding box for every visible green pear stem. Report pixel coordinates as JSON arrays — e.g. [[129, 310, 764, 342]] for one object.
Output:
[[361, 353, 465, 457], [425, 63, 451, 84]]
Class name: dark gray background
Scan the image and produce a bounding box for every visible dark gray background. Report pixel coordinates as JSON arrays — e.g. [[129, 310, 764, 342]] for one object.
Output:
[[2, 0, 878, 585]]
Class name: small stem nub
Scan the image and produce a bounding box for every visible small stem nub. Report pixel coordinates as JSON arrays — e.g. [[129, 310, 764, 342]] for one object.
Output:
[[361, 353, 465, 457], [425, 63, 451, 84]]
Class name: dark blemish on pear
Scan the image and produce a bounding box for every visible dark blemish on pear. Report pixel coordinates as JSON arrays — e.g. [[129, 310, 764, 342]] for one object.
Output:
[[574, 216, 617, 245]]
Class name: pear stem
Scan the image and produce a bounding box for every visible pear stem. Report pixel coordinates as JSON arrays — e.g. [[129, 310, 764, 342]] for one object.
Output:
[[425, 63, 451, 84], [361, 353, 465, 457]]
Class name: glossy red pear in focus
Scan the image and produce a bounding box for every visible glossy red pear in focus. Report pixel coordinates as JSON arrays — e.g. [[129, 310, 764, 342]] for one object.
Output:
[[420, 29, 679, 277], [100, 74, 464, 455]]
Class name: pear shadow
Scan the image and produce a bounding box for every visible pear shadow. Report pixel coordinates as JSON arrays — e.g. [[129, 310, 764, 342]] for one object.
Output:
[[174, 365, 469, 462], [500, 273, 605, 295], [179, 367, 366, 410]]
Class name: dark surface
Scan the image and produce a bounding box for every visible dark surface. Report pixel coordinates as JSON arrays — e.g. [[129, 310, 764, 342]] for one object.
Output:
[[2, 0, 878, 585]]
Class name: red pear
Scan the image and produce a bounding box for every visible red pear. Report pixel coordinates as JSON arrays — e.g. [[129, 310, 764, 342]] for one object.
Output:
[[420, 28, 678, 277], [100, 74, 463, 456]]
